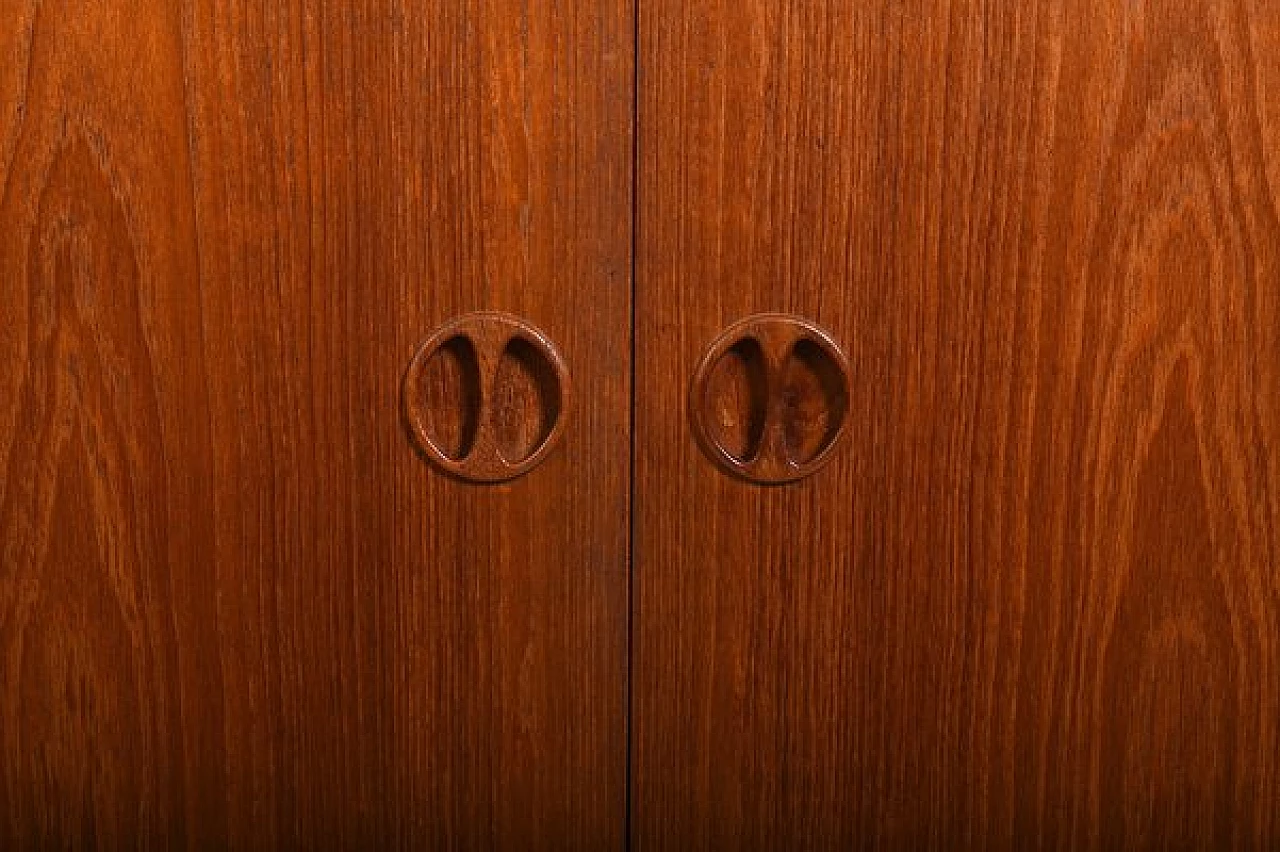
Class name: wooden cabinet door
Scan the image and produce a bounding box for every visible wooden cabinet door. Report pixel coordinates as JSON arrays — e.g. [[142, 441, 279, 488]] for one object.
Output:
[[634, 0, 1280, 848], [0, 0, 631, 847]]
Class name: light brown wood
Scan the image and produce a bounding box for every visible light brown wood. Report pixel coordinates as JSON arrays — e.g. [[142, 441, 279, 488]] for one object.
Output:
[[634, 0, 1280, 847], [0, 0, 632, 847]]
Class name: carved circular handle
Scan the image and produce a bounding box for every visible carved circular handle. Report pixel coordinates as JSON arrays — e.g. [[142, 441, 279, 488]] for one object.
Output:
[[690, 314, 851, 484], [403, 312, 569, 483]]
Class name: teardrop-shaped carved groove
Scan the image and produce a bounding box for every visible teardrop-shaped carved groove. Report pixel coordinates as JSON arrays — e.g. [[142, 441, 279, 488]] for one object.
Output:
[[491, 335, 562, 464], [416, 335, 481, 460], [703, 337, 769, 462], [779, 338, 848, 465]]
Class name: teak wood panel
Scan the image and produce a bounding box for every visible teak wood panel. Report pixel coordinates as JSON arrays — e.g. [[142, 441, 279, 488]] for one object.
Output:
[[635, 0, 1280, 848], [0, 0, 632, 847]]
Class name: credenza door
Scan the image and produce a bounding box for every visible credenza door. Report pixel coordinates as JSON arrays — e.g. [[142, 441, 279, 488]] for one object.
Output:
[[0, 1, 632, 847], [633, 1, 1280, 848]]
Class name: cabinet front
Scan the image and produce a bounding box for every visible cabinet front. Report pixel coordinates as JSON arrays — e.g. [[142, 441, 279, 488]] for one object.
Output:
[[0, 1, 632, 848], [633, 0, 1280, 848], [3, 0, 1280, 849]]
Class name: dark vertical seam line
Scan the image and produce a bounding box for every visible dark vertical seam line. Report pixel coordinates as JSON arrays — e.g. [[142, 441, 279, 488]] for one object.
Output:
[[625, 0, 640, 847]]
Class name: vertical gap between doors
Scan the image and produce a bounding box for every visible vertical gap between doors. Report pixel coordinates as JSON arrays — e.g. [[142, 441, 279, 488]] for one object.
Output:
[[625, 0, 639, 847]]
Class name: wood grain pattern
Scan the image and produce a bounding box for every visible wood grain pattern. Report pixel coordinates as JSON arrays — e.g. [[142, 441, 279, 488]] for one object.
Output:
[[634, 0, 1280, 848], [0, 0, 631, 847]]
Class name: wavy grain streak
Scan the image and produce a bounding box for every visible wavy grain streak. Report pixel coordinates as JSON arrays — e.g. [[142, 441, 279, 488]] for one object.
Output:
[[0, 0, 216, 844], [0, 136, 176, 847], [1072, 0, 1280, 846]]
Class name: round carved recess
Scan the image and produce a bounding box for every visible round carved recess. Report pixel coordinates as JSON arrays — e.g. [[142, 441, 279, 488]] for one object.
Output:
[[403, 312, 569, 483], [690, 314, 850, 484]]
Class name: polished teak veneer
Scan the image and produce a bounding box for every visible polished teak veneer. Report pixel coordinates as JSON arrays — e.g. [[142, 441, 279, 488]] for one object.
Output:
[[2, 0, 1279, 849]]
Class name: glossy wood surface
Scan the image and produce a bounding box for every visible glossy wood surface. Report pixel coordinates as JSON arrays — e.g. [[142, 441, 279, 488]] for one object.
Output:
[[634, 0, 1280, 847], [0, 0, 632, 847]]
